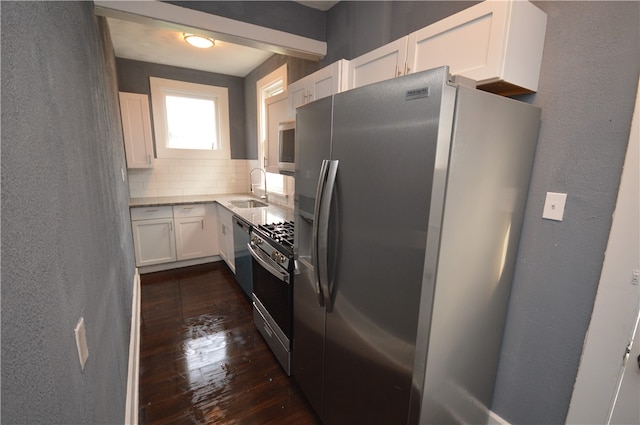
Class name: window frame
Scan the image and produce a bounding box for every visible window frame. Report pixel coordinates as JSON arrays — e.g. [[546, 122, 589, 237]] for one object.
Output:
[[149, 77, 231, 160], [256, 65, 289, 196]]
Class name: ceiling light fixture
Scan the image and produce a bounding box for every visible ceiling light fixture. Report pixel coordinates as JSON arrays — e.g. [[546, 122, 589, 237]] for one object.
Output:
[[183, 33, 215, 49]]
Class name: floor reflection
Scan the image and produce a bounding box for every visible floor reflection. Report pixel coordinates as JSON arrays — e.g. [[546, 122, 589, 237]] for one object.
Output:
[[139, 262, 320, 425]]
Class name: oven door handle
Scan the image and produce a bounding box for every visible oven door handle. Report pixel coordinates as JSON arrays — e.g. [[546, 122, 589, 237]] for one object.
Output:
[[247, 242, 290, 284]]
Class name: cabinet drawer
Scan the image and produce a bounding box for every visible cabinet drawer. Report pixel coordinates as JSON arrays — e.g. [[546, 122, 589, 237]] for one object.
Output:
[[130, 205, 173, 220], [173, 204, 206, 218]]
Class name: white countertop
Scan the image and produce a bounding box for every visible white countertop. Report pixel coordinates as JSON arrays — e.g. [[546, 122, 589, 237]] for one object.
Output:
[[129, 193, 294, 227]]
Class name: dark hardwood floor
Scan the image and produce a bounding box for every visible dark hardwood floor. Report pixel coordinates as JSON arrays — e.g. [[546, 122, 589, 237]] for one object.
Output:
[[139, 262, 321, 425]]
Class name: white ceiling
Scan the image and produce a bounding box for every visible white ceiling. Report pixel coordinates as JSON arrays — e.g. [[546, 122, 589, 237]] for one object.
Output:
[[107, 17, 274, 77], [106, 1, 339, 77]]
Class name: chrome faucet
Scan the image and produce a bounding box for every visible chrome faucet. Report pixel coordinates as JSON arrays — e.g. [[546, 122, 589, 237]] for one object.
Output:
[[250, 168, 268, 203]]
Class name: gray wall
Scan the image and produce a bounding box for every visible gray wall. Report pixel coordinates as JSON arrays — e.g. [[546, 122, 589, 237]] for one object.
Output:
[[493, 2, 639, 423], [1, 2, 135, 424], [323, 1, 479, 65], [166, 0, 326, 41], [116, 58, 248, 159], [321, 1, 639, 424]]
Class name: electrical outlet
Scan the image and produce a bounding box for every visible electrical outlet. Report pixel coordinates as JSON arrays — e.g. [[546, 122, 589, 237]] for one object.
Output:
[[74, 317, 89, 370], [542, 192, 567, 221]]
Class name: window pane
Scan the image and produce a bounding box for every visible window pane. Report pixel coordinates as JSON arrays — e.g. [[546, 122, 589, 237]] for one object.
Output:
[[165, 95, 217, 150]]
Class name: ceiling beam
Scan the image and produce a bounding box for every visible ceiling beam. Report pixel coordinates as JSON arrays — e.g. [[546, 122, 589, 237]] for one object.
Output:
[[94, 1, 326, 61]]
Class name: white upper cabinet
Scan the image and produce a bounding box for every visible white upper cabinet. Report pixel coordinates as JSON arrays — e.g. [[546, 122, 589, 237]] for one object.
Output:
[[119, 92, 154, 168], [407, 0, 547, 95], [265, 91, 290, 173], [347, 39, 408, 90], [346, 0, 547, 96], [289, 59, 350, 113]]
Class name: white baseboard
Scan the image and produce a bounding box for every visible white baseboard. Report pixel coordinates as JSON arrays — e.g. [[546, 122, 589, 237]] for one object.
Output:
[[124, 268, 141, 425], [138, 256, 221, 274]]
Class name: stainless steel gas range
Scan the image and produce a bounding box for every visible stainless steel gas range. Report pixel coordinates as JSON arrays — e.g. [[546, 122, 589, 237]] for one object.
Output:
[[247, 221, 294, 375]]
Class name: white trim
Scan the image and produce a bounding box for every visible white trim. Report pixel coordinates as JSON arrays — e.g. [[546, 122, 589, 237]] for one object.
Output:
[[149, 77, 230, 160], [94, 0, 326, 61], [257, 64, 288, 167], [125, 268, 141, 425], [137, 256, 221, 275]]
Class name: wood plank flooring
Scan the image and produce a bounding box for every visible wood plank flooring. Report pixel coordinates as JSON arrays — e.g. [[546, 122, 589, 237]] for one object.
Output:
[[139, 262, 321, 425]]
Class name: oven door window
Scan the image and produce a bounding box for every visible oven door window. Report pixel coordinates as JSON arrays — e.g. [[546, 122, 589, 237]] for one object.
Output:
[[252, 260, 292, 339]]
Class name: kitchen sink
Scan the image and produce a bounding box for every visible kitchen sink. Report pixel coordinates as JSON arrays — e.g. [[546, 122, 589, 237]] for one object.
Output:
[[230, 199, 269, 208]]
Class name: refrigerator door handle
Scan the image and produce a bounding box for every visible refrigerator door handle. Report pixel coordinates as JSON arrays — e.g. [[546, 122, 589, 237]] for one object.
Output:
[[312, 159, 330, 307], [318, 160, 339, 310]]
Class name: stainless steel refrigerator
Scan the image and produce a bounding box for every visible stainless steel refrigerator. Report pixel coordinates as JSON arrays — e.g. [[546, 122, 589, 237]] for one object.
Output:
[[293, 66, 541, 424]]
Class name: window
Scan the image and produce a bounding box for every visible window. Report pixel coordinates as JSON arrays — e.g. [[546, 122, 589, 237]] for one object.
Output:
[[150, 77, 230, 159], [256, 65, 288, 195]]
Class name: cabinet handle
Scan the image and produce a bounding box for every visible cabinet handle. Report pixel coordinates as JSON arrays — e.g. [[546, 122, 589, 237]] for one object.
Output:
[[147, 154, 151, 164], [170, 221, 173, 231], [145, 209, 159, 212], [201, 219, 204, 230], [182, 207, 194, 210], [404, 63, 411, 75], [396, 65, 402, 77]]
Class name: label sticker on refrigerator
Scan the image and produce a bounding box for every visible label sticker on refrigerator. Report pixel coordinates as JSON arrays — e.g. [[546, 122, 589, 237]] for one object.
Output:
[[406, 87, 430, 101]]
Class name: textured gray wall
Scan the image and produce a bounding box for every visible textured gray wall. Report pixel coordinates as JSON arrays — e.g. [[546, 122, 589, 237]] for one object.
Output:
[[1, 2, 135, 424], [165, 0, 326, 41], [322, 1, 638, 423], [323, 1, 478, 65], [493, 2, 639, 423], [116, 58, 248, 159]]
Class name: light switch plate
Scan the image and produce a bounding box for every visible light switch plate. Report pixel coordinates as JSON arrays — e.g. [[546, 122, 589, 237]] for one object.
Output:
[[543, 192, 567, 221]]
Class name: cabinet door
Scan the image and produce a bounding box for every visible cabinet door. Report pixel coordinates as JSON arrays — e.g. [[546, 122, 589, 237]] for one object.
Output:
[[310, 61, 343, 102], [174, 216, 207, 261], [203, 204, 219, 257], [347, 38, 408, 90], [119, 92, 154, 169], [289, 60, 350, 117], [265, 91, 290, 173], [288, 78, 311, 112], [132, 218, 176, 266], [406, 0, 546, 94], [216, 205, 236, 273]]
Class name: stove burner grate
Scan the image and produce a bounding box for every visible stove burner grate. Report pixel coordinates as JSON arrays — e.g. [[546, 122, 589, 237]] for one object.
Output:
[[257, 221, 294, 252]]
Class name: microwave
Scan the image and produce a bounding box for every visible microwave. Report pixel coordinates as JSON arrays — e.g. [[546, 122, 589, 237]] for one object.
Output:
[[278, 121, 295, 175]]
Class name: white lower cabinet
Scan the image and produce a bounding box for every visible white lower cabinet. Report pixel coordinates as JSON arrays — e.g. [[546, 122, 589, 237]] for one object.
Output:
[[173, 204, 215, 261], [131, 203, 218, 268], [216, 204, 235, 273], [131, 207, 176, 266]]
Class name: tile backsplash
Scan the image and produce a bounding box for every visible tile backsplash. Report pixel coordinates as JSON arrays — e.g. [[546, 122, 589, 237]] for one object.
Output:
[[127, 158, 295, 209], [127, 158, 253, 198]]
